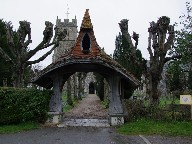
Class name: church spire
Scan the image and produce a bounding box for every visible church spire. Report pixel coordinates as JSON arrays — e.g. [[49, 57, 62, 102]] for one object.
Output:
[[80, 9, 93, 29]]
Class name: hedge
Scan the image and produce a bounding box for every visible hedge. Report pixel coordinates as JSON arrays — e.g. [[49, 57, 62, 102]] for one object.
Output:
[[124, 99, 191, 122], [0, 87, 52, 125]]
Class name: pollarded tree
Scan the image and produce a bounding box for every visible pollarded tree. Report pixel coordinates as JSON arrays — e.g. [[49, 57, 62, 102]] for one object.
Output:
[[119, 17, 180, 104], [0, 20, 67, 87]]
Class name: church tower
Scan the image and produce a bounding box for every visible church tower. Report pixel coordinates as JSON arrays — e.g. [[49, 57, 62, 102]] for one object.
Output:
[[52, 16, 78, 62]]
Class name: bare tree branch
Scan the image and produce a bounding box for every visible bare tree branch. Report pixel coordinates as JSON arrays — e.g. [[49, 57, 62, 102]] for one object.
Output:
[[147, 32, 153, 59], [119, 16, 176, 104], [24, 21, 56, 61], [164, 26, 175, 51], [0, 46, 12, 62], [23, 39, 32, 48], [26, 44, 58, 65], [165, 54, 182, 63], [5, 22, 18, 58], [25, 41, 56, 61]]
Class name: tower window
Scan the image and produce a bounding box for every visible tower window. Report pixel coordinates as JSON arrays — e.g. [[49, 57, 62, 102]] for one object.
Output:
[[82, 33, 91, 54]]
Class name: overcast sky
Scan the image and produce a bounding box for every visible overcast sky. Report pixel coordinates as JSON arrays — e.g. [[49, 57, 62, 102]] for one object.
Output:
[[0, 0, 187, 67]]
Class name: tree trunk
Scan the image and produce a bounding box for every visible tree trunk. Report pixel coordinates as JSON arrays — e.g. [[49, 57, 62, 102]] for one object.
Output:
[[78, 73, 82, 100], [148, 72, 161, 105], [73, 73, 78, 100], [67, 77, 73, 106], [12, 64, 25, 88], [77, 72, 85, 100]]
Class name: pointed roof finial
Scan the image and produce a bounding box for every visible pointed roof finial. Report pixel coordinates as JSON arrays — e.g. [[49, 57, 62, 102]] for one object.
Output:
[[80, 9, 93, 29]]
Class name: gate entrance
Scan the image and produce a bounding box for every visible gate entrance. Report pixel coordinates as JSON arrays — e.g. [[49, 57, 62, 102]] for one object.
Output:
[[32, 9, 139, 126]]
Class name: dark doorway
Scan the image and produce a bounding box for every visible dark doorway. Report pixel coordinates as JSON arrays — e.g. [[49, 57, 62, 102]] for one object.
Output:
[[82, 33, 91, 54], [89, 82, 95, 94]]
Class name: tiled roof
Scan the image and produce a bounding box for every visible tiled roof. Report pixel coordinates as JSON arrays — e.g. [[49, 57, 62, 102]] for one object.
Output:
[[32, 9, 140, 88]]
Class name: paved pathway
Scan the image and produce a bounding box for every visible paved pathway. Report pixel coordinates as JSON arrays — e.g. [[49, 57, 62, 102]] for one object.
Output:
[[1, 127, 192, 144], [61, 94, 109, 127], [0, 127, 144, 144], [64, 94, 108, 119]]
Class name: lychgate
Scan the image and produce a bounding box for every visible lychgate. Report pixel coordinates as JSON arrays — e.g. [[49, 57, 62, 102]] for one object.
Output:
[[32, 9, 139, 126]]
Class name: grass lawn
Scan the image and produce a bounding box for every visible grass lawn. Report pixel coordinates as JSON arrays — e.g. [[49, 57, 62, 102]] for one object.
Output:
[[62, 92, 79, 112], [0, 122, 39, 134], [144, 98, 180, 107], [117, 119, 192, 136]]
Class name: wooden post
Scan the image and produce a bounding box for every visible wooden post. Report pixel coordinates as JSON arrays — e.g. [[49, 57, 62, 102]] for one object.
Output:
[[191, 104, 192, 120], [180, 95, 192, 120]]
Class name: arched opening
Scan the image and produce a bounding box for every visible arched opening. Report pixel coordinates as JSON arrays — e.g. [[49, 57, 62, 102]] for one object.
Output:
[[33, 62, 133, 126], [82, 33, 91, 54], [60, 71, 110, 122], [89, 82, 95, 94]]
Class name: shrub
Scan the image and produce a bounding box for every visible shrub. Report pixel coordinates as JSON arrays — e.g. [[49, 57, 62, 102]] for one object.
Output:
[[0, 87, 52, 125], [101, 99, 109, 109], [124, 99, 147, 122], [124, 99, 191, 122]]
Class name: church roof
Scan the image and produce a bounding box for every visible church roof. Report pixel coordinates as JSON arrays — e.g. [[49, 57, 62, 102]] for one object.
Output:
[[32, 9, 140, 88]]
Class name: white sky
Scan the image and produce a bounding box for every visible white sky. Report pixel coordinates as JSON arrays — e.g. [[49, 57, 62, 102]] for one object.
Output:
[[0, 0, 187, 67]]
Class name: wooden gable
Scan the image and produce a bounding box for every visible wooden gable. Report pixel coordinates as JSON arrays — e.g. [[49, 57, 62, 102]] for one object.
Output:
[[71, 9, 101, 57]]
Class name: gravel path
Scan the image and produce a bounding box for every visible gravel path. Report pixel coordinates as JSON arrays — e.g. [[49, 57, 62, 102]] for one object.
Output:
[[64, 94, 108, 119]]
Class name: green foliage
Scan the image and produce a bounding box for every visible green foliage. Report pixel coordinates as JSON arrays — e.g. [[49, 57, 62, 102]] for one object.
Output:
[[0, 19, 34, 87], [124, 100, 147, 121], [94, 72, 104, 101], [172, 2, 192, 65], [167, 61, 184, 92], [0, 19, 12, 86], [113, 34, 142, 80], [188, 70, 192, 89], [113, 33, 142, 98], [0, 122, 38, 134], [101, 99, 109, 109], [62, 91, 77, 112], [0, 87, 52, 125], [113, 33, 122, 61], [124, 97, 190, 122], [117, 119, 192, 136], [167, 2, 192, 92]]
